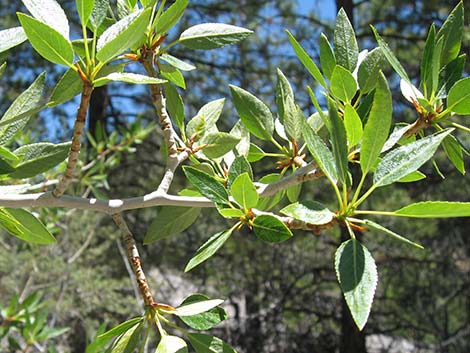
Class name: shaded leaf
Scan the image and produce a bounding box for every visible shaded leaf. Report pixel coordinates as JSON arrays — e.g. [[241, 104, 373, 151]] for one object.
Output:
[[48, 68, 82, 107], [164, 83, 184, 131], [436, 2, 464, 66], [328, 99, 349, 185], [252, 215, 292, 243], [98, 318, 143, 341], [178, 294, 227, 330], [201, 132, 240, 159], [188, 333, 237, 353], [183, 167, 229, 205]]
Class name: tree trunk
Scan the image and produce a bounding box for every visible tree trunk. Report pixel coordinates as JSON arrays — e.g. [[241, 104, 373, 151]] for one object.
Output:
[[88, 85, 109, 143]]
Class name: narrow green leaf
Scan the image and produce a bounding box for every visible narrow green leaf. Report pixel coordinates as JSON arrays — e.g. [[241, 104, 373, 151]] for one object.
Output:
[[201, 132, 240, 159], [397, 170, 426, 183], [335, 239, 377, 330], [0, 62, 5, 79], [447, 77, 470, 114], [357, 48, 385, 94], [164, 83, 184, 131], [442, 134, 465, 174], [93, 72, 167, 87], [343, 104, 363, 147], [48, 68, 82, 107], [436, 54, 466, 99], [179, 23, 252, 50], [160, 53, 195, 71], [188, 333, 237, 353], [96, 8, 151, 63], [328, 99, 349, 185], [394, 201, 470, 218], [285, 30, 326, 88], [160, 64, 185, 89], [98, 318, 143, 341], [22, 0, 70, 38], [420, 24, 436, 98], [0, 27, 27, 53], [371, 26, 410, 82], [275, 68, 294, 124], [0, 208, 56, 244], [155, 0, 188, 34], [177, 294, 227, 330], [229, 85, 274, 141], [373, 129, 452, 187], [89, 0, 108, 30], [185, 228, 234, 272], [17, 13, 74, 67], [436, 2, 464, 67], [330, 65, 357, 102], [176, 299, 224, 317], [144, 207, 201, 244], [360, 72, 392, 174], [0, 72, 45, 146], [110, 322, 142, 353], [280, 201, 333, 225], [252, 215, 292, 243], [76, 0, 95, 25], [362, 219, 423, 249], [334, 8, 358, 71], [183, 166, 229, 205], [230, 173, 258, 210], [156, 335, 188, 353], [319, 33, 336, 80]]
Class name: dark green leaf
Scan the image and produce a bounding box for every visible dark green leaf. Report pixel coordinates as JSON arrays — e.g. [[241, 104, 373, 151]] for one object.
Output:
[[179, 23, 252, 50], [247, 143, 265, 162], [160, 63, 185, 89], [228, 155, 253, 187], [281, 201, 333, 225], [335, 239, 377, 330], [362, 219, 423, 249], [97, 318, 143, 341], [286, 183, 301, 203], [420, 24, 436, 98], [164, 83, 184, 131], [0, 208, 56, 244], [436, 54, 466, 99], [334, 8, 358, 71], [256, 174, 284, 211], [357, 48, 385, 94], [48, 68, 82, 107], [183, 166, 229, 205], [230, 173, 258, 210], [442, 134, 465, 174], [394, 201, 470, 218], [252, 215, 292, 243], [201, 132, 240, 159], [319, 33, 336, 80], [447, 77, 470, 114], [0, 27, 27, 53], [178, 294, 227, 330], [328, 99, 349, 185], [188, 333, 237, 353], [436, 2, 464, 66], [330, 65, 357, 102], [155, 0, 188, 34]]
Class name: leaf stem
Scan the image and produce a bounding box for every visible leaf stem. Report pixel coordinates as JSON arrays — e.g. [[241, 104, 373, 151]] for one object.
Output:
[[353, 210, 395, 216], [353, 184, 377, 209], [451, 122, 470, 133]]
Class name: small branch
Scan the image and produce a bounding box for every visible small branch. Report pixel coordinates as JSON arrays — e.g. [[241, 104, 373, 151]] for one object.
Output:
[[115, 238, 142, 308], [67, 228, 96, 264], [53, 83, 94, 198], [112, 213, 155, 306]]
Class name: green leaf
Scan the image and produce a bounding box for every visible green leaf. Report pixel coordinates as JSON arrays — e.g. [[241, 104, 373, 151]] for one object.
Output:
[[89, 0, 108, 30], [186, 98, 225, 139], [420, 24, 436, 98], [334, 8, 358, 71], [0, 62, 5, 79], [343, 104, 363, 147], [160, 64, 186, 89], [436, 54, 466, 99], [447, 77, 470, 114], [275, 68, 294, 124], [394, 201, 470, 218], [183, 167, 229, 206], [247, 143, 265, 162], [175, 299, 224, 316], [17, 13, 74, 67], [330, 65, 357, 102], [0, 72, 45, 146], [360, 72, 392, 174], [227, 155, 253, 187], [229, 85, 274, 141], [179, 23, 252, 50], [164, 83, 184, 131], [156, 335, 188, 353], [357, 48, 385, 94], [0, 208, 56, 244], [286, 183, 301, 203], [76, 0, 95, 25], [302, 118, 338, 183], [48, 69, 82, 107], [335, 239, 377, 330], [373, 129, 452, 187], [0, 27, 27, 53], [252, 215, 292, 243], [218, 208, 245, 219], [371, 26, 410, 82], [98, 318, 143, 341], [285, 30, 326, 88], [93, 72, 167, 87], [185, 228, 234, 272], [201, 132, 240, 159], [361, 219, 423, 249], [177, 294, 227, 330], [328, 99, 349, 185], [110, 322, 142, 353], [22, 0, 70, 38], [160, 53, 195, 71], [319, 33, 336, 80], [144, 207, 201, 244], [397, 170, 426, 183], [96, 8, 151, 63], [230, 173, 258, 210], [436, 2, 464, 66], [442, 134, 465, 174], [155, 0, 188, 34], [188, 333, 237, 353], [275, 70, 301, 140], [281, 201, 333, 225], [10, 142, 71, 179]]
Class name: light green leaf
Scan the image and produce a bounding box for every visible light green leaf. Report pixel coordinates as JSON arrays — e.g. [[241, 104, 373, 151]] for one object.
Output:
[[362, 219, 423, 249], [48, 68, 82, 107], [0, 27, 27, 53], [89, 0, 108, 30], [328, 99, 349, 185], [230, 173, 258, 210], [93, 72, 167, 87], [373, 129, 452, 187], [256, 174, 284, 211], [0, 208, 56, 244], [96, 8, 151, 63], [11, 142, 71, 179], [17, 13, 74, 67], [179, 23, 252, 50], [218, 208, 244, 219], [177, 294, 227, 330], [98, 318, 143, 341], [285, 30, 326, 88], [156, 335, 188, 353], [381, 125, 410, 153], [175, 299, 224, 317], [185, 228, 234, 272], [110, 322, 142, 353], [164, 83, 184, 131], [188, 333, 237, 353], [436, 2, 464, 66], [343, 104, 363, 147], [335, 239, 377, 330], [275, 68, 294, 124], [394, 201, 470, 218], [201, 132, 240, 159], [420, 24, 436, 98], [442, 134, 465, 174], [155, 0, 188, 34], [160, 64, 185, 89], [22, 0, 70, 38], [360, 72, 392, 174], [334, 8, 358, 71], [247, 143, 265, 162], [447, 77, 470, 114], [144, 207, 201, 244], [252, 215, 292, 243], [186, 98, 225, 139], [281, 201, 333, 225], [319, 33, 336, 80], [229, 85, 274, 141], [397, 170, 426, 183], [0, 72, 45, 146], [183, 167, 229, 206], [330, 65, 357, 102], [230, 121, 250, 156], [286, 182, 301, 203], [160, 53, 195, 71], [275, 70, 301, 140], [357, 48, 385, 93], [76, 0, 95, 25]]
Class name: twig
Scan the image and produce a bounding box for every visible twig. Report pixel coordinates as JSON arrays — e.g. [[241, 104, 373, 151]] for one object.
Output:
[[115, 238, 142, 308], [67, 228, 96, 264]]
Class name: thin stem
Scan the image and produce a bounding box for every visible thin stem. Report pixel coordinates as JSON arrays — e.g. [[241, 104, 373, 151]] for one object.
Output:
[[139, 322, 153, 353], [451, 122, 470, 133], [81, 23, 91, 67], [354, 210, 396, 216], [345, 220, 356, 240], [351, 172, 367, 205], [353, 184, 377, 209]]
